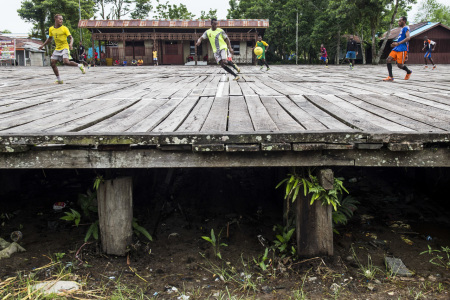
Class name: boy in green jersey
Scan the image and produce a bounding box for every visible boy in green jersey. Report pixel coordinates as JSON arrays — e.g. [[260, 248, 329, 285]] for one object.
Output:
[[196, 18, 240, 81], [254, 35, 270, 71], [39, 14, 86, 84]]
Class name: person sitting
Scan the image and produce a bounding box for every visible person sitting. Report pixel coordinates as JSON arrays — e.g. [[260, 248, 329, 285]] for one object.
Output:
[[137, 59, 143, 66], [131, 59, 137, 66], [114, 59, 120, 66], [122, 60, 127, 66], [203, 54, 208, 61]]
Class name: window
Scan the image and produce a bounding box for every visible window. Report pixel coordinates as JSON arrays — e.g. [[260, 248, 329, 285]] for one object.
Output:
[[231, 41, 240, 55], [190, 41, 202, 56]]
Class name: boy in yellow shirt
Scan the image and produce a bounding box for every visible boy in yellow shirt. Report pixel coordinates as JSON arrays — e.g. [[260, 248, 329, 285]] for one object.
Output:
[[39, 14, 86, 84]]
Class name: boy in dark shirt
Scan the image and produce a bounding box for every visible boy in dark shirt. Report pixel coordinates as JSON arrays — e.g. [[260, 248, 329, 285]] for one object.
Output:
[[344, 35, 358, 70]]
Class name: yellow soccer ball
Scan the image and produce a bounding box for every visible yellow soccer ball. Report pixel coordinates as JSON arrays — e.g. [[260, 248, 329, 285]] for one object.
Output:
[[254, 47, 263, 56]]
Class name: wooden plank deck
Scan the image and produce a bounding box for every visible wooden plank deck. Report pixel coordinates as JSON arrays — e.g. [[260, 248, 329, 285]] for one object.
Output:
[[0, 65, 449, 168]]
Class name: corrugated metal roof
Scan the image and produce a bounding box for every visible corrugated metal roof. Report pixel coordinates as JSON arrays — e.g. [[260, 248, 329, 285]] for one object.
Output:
[[393, 22, 439, 41], [78, 19, 269, 29]]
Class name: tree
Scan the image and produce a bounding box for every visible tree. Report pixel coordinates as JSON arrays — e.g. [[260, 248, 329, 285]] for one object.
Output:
[[94, 0, 111, 19], [18, 0, 95, 53], [1, 29, 12, 34], [415, 0, 450, 25], [200, 9, 217, 20], [153, 0, 195, 19], [131, 0, 152, 19], [227, 0, 241, 19], [109, 0, 132, 19]]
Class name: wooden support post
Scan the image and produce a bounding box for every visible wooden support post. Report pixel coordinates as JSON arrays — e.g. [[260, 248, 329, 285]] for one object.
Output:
[[98, 177, 133, 256], [195, 29, 198, 66], [296, 169, 334, 257]]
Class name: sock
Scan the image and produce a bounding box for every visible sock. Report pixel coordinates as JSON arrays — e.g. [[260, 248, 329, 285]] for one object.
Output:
[[401, 65, 411, 74], [56, 76, 61, 81], [227, 61, 238, 71], [222, 65, 237, 77], [387, 63, 393, 77]]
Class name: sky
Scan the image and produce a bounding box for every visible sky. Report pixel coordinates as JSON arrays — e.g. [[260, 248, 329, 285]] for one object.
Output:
[[1, 0, 448, 35]]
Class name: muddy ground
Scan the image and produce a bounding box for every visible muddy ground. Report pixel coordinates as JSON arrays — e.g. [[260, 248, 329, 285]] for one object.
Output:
[[0, 167, 449, 299]]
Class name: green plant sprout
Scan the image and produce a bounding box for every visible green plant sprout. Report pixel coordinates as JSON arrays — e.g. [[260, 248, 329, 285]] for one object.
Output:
[[132, 218, 153, 242], [60, 209, 81, 226], [202, 229, 227, 259], [420, 245, 450, 269]]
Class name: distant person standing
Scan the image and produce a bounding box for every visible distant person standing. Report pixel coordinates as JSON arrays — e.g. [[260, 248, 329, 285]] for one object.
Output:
[[38, 14, 86, 84], [78, 41, 87, 66], [345, 35, 358, 70], [422, 36, 436, 69], [320, 44, 328, 67], [153, 50, 158, 65], [196, 18, 240, 81], [383, 16, 412, 82], [254, 35, 270, 71]]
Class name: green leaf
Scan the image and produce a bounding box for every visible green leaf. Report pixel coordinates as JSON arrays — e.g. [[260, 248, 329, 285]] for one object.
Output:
[[202, 236, 213, 243]]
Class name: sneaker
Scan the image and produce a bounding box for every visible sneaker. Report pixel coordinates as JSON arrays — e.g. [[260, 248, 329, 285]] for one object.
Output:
[[432, 65, 436, 70], [404, 72, 412, 80], [349, 63, 352, 69], [326, 66, 329, 68], [351, 66, 354, 70], [233, 75, 240, 81], [382, 76, 394, 82], [79, 64, 86, 74], [260, 66, 263, 70], [54, 80, 64, 84], [237, 66, 241, 73], [266, 67, 270, 71], [424, 65, 428, 69]]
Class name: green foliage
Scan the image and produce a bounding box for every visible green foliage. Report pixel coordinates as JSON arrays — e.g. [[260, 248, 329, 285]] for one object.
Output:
[[420, 245, 450, 269], [17, 0, 95, 52], [132, 218, 153, 241], [53, 252, 66, 262], [200, 8, 217, 20], [130, 0, 152, 19], [253, 247, 270, 271], [202, 229, 228, 259], [153, 0, 195, 19], [273, 223, 296, 257], [415, 0, 450, 25], [93, 175, 103, 191], [85, 220, 99, 242], [60, 209, 81, 226], [78, 189, 98, 218], [332, 195, 359, 233], [1, 29, 12, 34], [276, 168, 348, 211]]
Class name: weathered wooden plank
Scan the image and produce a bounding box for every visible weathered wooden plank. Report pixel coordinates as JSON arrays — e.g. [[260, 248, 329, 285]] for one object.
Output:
[[304, 95, 386, 132], [82, 99, 169, 132], [350, 94, 448, 131], [201, 96, 229, 132], [245, 95, 278, 131], [127, 98, 184, 132], [226, 144, 260, 152], [229, 80, 243, 96], [46, 100, 140, 132], [228, 96, 254, 132], [3, 99, 126, 132], [1, 147, 448, 168], [177, 97, 214, 132], [328, 94, 415, 132], [289, 95, 352, 130], [152, 96, 200, 132], [259, 96, 305, 131]]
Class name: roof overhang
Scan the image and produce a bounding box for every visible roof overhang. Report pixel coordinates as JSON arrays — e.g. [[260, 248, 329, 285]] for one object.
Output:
[[78, 19, 269, 29]]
